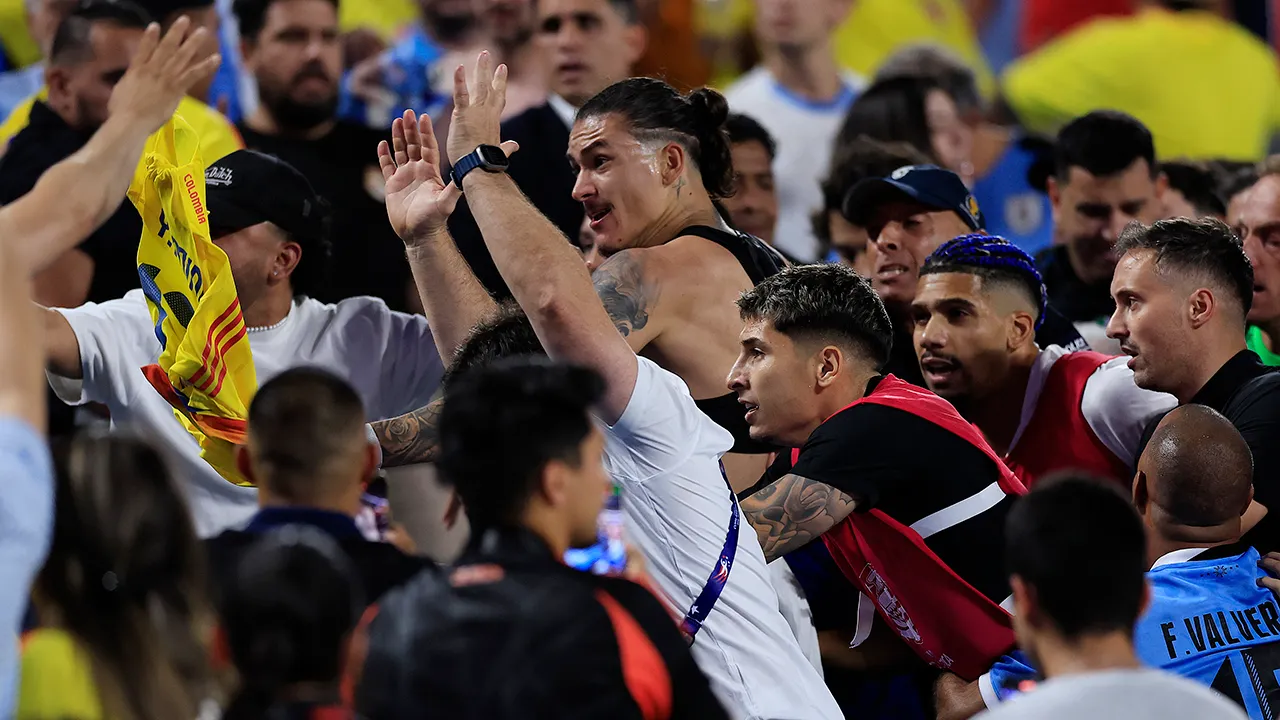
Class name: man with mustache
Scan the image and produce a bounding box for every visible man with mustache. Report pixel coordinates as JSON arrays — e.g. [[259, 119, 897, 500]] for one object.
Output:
[[233, 0, 413, 311], [910, 234, 1174, 490], [1109, 217, 1280, 553]]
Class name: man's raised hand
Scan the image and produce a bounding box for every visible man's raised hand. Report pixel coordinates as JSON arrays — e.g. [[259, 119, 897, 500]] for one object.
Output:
[[446, 51, 519, 175], [378, 110, 463, 247], [107, 16, 221, 133]]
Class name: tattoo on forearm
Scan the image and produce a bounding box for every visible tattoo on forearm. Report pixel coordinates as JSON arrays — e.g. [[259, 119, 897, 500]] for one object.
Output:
[[372, 398, 443, 468], [741, 474, 857, 562], [593, 251, 656, 338]]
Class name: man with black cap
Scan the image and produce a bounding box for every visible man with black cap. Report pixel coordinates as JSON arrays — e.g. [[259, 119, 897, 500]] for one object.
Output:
[[843, 163, 1086, 386], [42, 149, 447, 537]]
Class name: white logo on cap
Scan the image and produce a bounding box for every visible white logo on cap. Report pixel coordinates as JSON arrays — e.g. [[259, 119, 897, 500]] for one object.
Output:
[[891, 166, 914, 180], [206, 167, 234, 187]]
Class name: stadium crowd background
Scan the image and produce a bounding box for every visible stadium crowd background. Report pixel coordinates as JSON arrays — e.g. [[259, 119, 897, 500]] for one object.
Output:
[[8, 0, 1280, 718]]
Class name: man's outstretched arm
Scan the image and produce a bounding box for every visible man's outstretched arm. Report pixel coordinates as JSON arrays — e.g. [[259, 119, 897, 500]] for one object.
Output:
[[448, 53, 637, 423], [371, 397, 443, 468]]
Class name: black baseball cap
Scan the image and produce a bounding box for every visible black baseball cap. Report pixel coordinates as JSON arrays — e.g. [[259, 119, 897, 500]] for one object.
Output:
[[205, 150, 331, 248], [841, 164, 984, 232]]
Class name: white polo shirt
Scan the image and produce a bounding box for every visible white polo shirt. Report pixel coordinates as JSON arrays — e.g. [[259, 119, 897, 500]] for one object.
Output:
[[48, 290, 444, 537], [725, 67, 862, 263], [603, 356, 841, 720]]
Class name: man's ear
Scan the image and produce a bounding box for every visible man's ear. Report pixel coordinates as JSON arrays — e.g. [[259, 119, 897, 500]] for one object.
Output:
[[271, 239, 302, 283], [1133, 470, 1149, 513], [1007, 311, 1036, 351], [622, 24, 647, 67], [814, 345, 843, 389], [660, 142, 687, 188], [1047, 175, 1061, 211], [1186, 287, 1216, 330]]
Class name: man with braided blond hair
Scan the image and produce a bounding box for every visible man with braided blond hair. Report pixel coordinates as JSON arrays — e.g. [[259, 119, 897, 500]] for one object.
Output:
[[909, 234, 1174, 489]]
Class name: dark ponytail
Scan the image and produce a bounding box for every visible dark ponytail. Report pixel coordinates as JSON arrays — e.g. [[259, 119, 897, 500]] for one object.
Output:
[[221, 527, 364, 720], [579, 78, 736, 198]]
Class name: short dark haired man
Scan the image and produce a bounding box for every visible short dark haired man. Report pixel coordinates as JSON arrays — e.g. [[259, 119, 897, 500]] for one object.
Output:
[[813, 136, 930, 276], [0, 0, 152, 311], [233, 0, 413, 311], [1229, 161, 1280, 367], [1109, 217, 1280, 553], [843, 163, 1086, 386], [911, 235, 1174, 489], [1160, 161, 1226, 220], [205, 368, 429, 608], [970, 474, 1248, 719], [1037, 110, 1166, 326], [356, 359, 729, 719], [722, 112, 781, 252], [44, 150, 446, 537], [733, 262, 1026, 681]]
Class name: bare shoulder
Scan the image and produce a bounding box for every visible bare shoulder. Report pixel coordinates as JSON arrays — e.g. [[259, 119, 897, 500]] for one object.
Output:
[[592, 248, 661, 339]]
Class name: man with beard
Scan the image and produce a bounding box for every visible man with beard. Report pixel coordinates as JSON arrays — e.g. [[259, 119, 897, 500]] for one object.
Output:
[[1035, 110, 1166, 327], [910, 234, 1174, 490], [233, 0, 413, 311]]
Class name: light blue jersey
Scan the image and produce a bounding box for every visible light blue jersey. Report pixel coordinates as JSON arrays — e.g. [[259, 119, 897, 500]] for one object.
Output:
[[985, 547, 1280, 719]]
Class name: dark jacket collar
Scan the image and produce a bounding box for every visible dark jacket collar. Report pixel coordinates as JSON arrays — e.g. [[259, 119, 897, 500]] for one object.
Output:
[[459, 526, 560, 568], [244, 506, 363, 538], [1191, 349, 1271, 411]]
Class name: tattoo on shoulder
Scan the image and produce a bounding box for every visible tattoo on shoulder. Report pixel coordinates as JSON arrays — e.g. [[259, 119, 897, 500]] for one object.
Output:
[[741, 473, 857, 562], [593, 251, 657, 338], [372, 397, 443, 468]]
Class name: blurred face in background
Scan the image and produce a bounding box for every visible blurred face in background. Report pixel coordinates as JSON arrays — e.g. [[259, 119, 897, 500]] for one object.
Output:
[[538, 0, 645, 107], [723, 139, 778, 243], [753, 0, 849, 54], [241, 0, 341, 131], [1048, 159, 1164, 285], [475, 0, 536, 47], [926, 89, 972, 180], [419, 0, 476, 42], [47, 20, 142, 131], [827, 213, 877, 278], [1232, 175, 1280, 328]]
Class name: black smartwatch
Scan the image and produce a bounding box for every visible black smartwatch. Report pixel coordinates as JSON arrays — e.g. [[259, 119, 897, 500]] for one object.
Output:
[[451, 144, 510, 189]]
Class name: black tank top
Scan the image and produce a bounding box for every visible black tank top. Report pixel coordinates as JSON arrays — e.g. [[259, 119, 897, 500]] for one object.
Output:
[[679, 225, 786, 454]]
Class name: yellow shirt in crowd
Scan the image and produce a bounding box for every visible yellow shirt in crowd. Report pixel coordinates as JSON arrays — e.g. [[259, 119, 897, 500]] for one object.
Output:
[[1002, 8, 1280, 160], [0, 89, 243, 163], [16, 629, 105, 720], [338, 0, 418, 41], [832, 0, 995, 99], [0, 0, 38, 70]]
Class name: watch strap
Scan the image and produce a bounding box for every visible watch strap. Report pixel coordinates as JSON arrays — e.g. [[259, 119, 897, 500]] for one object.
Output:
[[451, 149, 486, 190]]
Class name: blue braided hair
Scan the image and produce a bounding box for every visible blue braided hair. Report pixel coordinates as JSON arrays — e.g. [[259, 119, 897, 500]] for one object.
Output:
[[920, 234, 1048, 329]]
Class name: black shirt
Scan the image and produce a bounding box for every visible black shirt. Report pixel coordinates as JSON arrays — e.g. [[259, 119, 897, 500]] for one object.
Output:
[[780, 377, 1015, 627], [0, 101, 142, 304], [1036, 244, 1114, 323], [204, 508, 431, 607], [357, 527, 727, 720], [1138, 350, 1280, 552], [237, 121, 411, 311]]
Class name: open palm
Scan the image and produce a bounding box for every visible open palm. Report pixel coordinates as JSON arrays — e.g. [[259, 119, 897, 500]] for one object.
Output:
[[378, 109, 459, 246]]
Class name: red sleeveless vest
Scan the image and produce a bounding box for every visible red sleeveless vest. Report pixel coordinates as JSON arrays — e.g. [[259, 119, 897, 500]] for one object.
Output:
[[1004, 351, 1131, 489], [792, 375, 1026, 681]]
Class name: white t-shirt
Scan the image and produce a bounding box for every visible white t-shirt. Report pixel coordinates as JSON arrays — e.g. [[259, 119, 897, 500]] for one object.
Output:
[[48, 290, 444, 537], [1007, 345, 1177, 468], [976, 668, 1247, 719], [725, 67, 862, 263], [603, 357, 841, 720]]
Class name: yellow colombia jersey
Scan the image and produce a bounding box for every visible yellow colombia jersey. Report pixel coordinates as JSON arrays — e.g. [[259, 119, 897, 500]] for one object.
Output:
[[0, 90, 243, 163], [339, 0, 417, 40], [833, 0, 995, 99], [17, 629, 105, 720], [0, 0, 39, 69], [1002, 8, 1280, 161], [130, 115, 257, 486]]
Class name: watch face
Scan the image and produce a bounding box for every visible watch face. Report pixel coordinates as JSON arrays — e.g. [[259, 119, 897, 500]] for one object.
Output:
[[478, 145, 510, 168]]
